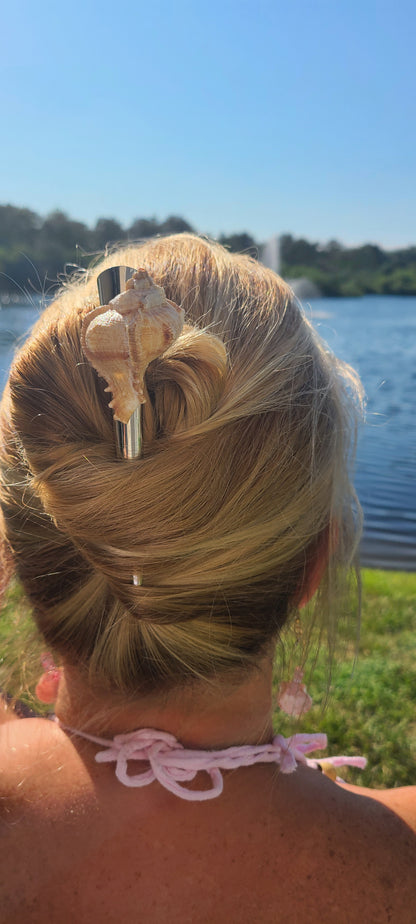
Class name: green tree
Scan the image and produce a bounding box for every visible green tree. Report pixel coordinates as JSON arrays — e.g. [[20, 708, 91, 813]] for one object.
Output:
[[93, 218, 125, 249], [160, 216, 194, 234], [127, 217, 160, 239], [280, 234, 318, 266], [39, 210, 91, 252], [218, 232, 257, 255], [0, 205, 40, 247]]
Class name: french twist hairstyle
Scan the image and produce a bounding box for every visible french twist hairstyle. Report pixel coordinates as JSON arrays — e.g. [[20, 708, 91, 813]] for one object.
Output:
[[0, 235, 363, 695]]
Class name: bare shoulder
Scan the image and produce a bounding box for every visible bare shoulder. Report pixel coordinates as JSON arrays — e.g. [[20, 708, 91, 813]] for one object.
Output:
[[1, 713, 60, 754], [293, 767, 416, 858], [1, 717, 57, 790], [0, 742, 415, 923], [0, 716, 91, 806], [261, 766, 416, 920], [332, 778, 416, 915], [339, 779, 416, 833]]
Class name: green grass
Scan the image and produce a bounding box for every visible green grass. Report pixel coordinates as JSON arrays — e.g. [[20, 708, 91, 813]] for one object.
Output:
[[275, 569, 416, 788], [0, 581, 43, 708], [1, 569, 415, 789]]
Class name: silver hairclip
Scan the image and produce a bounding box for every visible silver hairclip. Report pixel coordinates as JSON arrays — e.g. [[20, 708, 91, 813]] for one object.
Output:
[[81, 265, 185, 588], [82, 265, 185, 460], [97, 266, 141, 459]]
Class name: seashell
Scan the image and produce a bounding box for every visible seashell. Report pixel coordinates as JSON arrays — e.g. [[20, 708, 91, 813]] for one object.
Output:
[[81, 268, 185, 423], [277, 668, 313, 717]]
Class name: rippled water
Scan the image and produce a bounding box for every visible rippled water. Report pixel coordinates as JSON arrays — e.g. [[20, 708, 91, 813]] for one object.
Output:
[[309, 295, 416, 571], [0, 294, 415, 571]]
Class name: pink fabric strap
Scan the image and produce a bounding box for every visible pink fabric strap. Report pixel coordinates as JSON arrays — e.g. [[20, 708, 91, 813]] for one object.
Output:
[[57, 723, 366, 801]]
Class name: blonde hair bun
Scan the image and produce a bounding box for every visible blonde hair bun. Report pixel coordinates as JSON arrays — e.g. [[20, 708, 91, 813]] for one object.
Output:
[[0, 235, 363, 695]]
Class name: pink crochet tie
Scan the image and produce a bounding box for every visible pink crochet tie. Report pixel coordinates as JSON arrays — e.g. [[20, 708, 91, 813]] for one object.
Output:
[[58, 724, 366, 801]]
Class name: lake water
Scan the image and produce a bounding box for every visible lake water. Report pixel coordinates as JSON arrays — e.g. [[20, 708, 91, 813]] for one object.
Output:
[[0, 294, 415, 571], [308, 295, 415, 571]]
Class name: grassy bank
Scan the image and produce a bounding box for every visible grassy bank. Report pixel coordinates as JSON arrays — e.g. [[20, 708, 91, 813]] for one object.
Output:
[[1, 569, 415, 789], [276, 569, 416, 788]]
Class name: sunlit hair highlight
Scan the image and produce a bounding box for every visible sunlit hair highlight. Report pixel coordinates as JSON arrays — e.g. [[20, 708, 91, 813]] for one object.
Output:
[[0, 234, 363, 697]]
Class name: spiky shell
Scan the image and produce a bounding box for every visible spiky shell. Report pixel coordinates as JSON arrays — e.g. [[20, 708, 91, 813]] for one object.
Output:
[[81, 268, 185, 423]]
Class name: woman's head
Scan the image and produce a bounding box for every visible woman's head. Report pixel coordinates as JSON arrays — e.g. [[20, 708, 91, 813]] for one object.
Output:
[[0, 234, 363, 697]]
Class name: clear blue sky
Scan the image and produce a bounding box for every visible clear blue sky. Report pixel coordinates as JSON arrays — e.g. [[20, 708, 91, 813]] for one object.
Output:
[[1, 0, 415, 247]]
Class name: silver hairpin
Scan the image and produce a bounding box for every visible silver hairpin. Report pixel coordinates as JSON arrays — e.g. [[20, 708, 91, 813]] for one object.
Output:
[[96, 266, 142, 459], [82, 265, 184, 460], [81, 265, 185, 583]]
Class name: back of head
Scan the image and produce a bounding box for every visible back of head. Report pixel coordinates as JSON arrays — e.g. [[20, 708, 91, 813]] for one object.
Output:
[[0, 235, 362, 697]]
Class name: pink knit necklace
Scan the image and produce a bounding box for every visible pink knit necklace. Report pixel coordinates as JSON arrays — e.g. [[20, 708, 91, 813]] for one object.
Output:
[[56, 722, 366, 801]]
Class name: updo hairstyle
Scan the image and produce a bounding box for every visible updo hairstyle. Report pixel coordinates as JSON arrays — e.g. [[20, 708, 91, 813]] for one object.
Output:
[[0, 235, 362, 696]]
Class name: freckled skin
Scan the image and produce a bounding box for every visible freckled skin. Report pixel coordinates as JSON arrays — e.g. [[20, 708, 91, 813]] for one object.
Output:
[[1, 717, 416, 923]]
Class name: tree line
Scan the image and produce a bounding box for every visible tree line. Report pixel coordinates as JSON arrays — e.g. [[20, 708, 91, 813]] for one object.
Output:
[[0, 204, 415, 297], [280, 235, 416, 297]]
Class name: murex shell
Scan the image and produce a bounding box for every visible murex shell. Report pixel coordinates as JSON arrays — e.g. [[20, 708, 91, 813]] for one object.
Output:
[[81, 269, 185, 423]]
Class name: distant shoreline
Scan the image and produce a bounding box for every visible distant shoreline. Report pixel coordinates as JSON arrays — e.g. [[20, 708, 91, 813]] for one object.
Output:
[[1, 205, 416, 298]]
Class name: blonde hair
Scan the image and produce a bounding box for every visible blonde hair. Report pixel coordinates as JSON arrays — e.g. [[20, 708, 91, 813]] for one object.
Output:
[[0, 234, 363, 696]]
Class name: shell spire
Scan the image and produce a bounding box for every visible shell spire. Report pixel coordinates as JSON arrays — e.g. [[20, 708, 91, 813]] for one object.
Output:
[[82, 268, 185, 424]]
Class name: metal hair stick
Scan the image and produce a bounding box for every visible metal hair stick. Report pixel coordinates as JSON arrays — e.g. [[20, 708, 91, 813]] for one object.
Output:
[[82, 266, 185, 589], [96, 266, 142, 460], [96, 265, 136, 307], [114, 413, 142, 461], [82, 265, 184, 463]]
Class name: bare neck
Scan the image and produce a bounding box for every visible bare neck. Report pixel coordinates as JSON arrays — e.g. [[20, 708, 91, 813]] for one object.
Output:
[[54, 659, 275, 750]]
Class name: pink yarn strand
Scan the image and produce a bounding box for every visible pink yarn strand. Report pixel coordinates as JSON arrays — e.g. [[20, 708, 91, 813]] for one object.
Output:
[[56, 723, 365, 802]]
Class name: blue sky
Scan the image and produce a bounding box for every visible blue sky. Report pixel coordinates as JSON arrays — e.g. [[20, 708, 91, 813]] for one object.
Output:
[[1, 0, 415, 247]]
